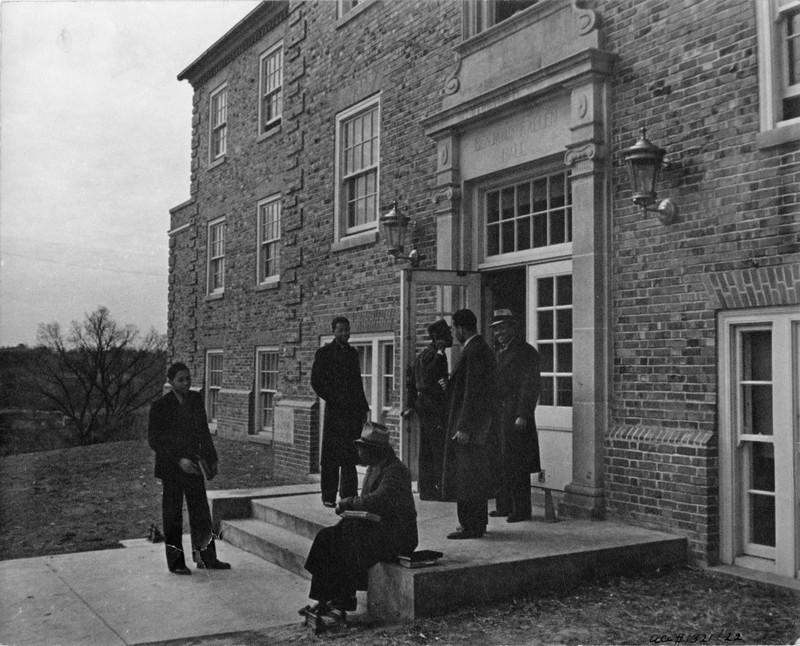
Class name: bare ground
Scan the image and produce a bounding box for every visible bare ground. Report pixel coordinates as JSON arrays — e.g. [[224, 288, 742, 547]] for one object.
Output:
[[1, 439, 798, 645]]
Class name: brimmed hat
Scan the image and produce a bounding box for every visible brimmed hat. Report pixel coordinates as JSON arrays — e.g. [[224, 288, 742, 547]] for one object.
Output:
[[427, 319, 450, 339], [489, 308, 517, 327], [353, 421, 392, 450]]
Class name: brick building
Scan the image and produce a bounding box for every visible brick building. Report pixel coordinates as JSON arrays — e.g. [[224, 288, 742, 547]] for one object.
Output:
[[168, 0, 800, 581]]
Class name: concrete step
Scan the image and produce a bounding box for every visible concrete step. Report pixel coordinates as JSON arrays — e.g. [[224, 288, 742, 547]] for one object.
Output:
[[251, 498, 325, 541], [220, 518, 313, 580]]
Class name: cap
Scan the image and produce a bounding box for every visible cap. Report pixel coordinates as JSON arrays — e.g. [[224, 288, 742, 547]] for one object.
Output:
[[489, 308, 517, 326], [353, 421, 392, 449]]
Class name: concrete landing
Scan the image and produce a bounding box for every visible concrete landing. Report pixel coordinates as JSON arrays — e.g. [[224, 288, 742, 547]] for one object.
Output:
[[216, 491, 687, 622]]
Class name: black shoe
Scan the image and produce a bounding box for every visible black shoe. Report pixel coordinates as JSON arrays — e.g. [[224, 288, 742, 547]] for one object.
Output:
[[506, 514, 532, 523], [489, 510, 508, 517], [322, 501, 336, 508], [169, 566, 192, 575], [197, 559, 231, 570], [447, 529, 485, 539], [330, 595, 357, 612]]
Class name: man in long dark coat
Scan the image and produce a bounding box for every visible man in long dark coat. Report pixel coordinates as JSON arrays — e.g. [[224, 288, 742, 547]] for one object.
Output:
[[148, 362, 230, 574], [489, 309, 542, 523], [303, 422, 418, 613], [441, 309, 499, 539], [311, 316, 370, 507], [405, 318, 452, 500]]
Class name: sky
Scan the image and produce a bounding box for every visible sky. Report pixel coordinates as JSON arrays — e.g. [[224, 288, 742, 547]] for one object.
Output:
[[0, 0, 261, 346]]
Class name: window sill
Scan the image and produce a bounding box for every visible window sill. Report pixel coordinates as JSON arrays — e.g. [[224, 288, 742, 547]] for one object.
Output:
[[331, 229, 379, 252], [256, 277, 280, 291], [206, 291, 225, 302], [257, 123, 282, 143], [756, 120, 800, 149], [336, 0, 378, 28], [248, 431, 273, 445], [208, 155, 226, 170]]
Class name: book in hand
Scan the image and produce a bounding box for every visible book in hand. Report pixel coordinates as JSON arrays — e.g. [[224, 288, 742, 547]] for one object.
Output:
[[339, 510, 381, 523], [397, 550, 444, 568], [196, 456, 214, 480]]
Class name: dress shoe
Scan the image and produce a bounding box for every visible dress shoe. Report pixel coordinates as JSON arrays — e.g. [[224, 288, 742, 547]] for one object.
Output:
[[197, 559, 231, 570], [506, 514, 532, 523], [169, 566, 192, 575], [322, 501, 336, 508], [489, 510, 508, 517], [446, 529, 485, 539]]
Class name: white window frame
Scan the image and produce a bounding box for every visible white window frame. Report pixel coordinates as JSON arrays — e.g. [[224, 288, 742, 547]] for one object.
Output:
[[719, 307, 800, 579], [257, 196, 281, 285], [334, 95, 381, 242], [318, 333, 394, 422], [205, 350, 223, 430], [258, 43, 283, 136], [255, 347, 280, 437], [527, 259, 573, 431], [463, 0, 538, 38], [756, 0, 800, 145], [209, 84, 228, 162], [207, 217, 226, 296]]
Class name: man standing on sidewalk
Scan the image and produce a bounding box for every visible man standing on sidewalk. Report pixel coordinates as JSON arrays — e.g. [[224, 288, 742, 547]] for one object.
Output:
[[489, 309, 542, 523], [148, 362, 230, 575], [311, 316, 370, 508], [441, 309, 499, 539]]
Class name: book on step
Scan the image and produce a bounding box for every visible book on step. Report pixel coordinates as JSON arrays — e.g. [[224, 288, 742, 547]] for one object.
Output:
[[397, 550, 444, 568]]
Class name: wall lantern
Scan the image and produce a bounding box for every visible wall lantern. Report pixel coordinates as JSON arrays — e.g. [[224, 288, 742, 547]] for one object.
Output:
[[380, 201, 423, 268], [622, 127, 679, 225]]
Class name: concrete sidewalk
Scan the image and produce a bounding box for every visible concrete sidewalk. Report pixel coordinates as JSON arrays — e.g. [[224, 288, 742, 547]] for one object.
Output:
[[0, 535, 312, 646]]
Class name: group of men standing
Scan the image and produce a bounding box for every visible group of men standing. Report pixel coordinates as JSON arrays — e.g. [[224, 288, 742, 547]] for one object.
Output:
[[408, 308, 542, 538]]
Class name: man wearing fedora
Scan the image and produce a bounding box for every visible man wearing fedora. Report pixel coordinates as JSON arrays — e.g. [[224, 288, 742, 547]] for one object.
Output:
[[303, 422, 418, 614], [405, 318, 452, 501], [489, 309, 542, 522], [441, 308, 499, 539]]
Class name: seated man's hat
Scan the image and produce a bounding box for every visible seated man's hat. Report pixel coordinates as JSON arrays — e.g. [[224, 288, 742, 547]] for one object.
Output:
[[354, 421, 392, 449]]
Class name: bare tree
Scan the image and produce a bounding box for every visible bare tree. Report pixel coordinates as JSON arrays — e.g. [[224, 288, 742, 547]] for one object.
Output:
[[34, 306, 167, 445]]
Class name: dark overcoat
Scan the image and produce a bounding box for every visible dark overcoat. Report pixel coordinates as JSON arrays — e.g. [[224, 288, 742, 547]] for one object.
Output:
[[496, 338, 542, 474], [440, 335, 499, 501], [304, 452, 418, 594], [311, 340, 370, 440], [147, 390, 218, 480]]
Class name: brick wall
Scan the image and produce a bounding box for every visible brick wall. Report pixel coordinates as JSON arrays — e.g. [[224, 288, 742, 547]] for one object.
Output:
[[605, 0, 800, 561]]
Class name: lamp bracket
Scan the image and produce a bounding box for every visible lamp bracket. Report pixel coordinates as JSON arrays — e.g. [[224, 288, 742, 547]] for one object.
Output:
[[641, 198, 679, 225]]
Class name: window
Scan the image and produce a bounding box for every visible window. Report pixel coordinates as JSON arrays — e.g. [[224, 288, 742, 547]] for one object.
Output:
[[256, 349, 279, 435], [259, 44, 283, 135], [320, 334, 394, 421], [756, 0, 800, 144], [257, 197, 281, 284], [484, 169, 571, 260], [207, 218, 225, 295], [205, 351, 223, 427], [464, 0, 538, 37], [337, 0, 377, 20], [335, 96, 380, 238], [209, 85, 228, 161], [528, 260, 572, 430]]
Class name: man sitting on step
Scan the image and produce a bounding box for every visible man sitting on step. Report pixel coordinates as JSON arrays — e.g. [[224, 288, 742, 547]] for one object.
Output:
[[303, 422, 418, 614]]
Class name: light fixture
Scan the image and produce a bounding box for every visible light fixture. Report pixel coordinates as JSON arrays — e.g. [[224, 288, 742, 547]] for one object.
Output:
[[380, 201, 424, 268], [622, 127, 679, 225]]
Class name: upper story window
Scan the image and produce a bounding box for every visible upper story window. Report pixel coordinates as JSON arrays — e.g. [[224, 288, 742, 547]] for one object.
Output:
[[464, 0, 538, 38], [205, 350, 223, 427], [257, 196, 281, 284], [756, 0, 800, 146], [338, 0, 362, 18], [484, 169, 571, 260], [209, 84, 228, 161], [259, 44, 283, 135], [207, 218, 225, 296], [335, 96, 380, 239]]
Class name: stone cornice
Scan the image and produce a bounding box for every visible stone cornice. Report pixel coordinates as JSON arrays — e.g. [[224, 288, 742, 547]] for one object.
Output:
[[177, 1, 289, 87]]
